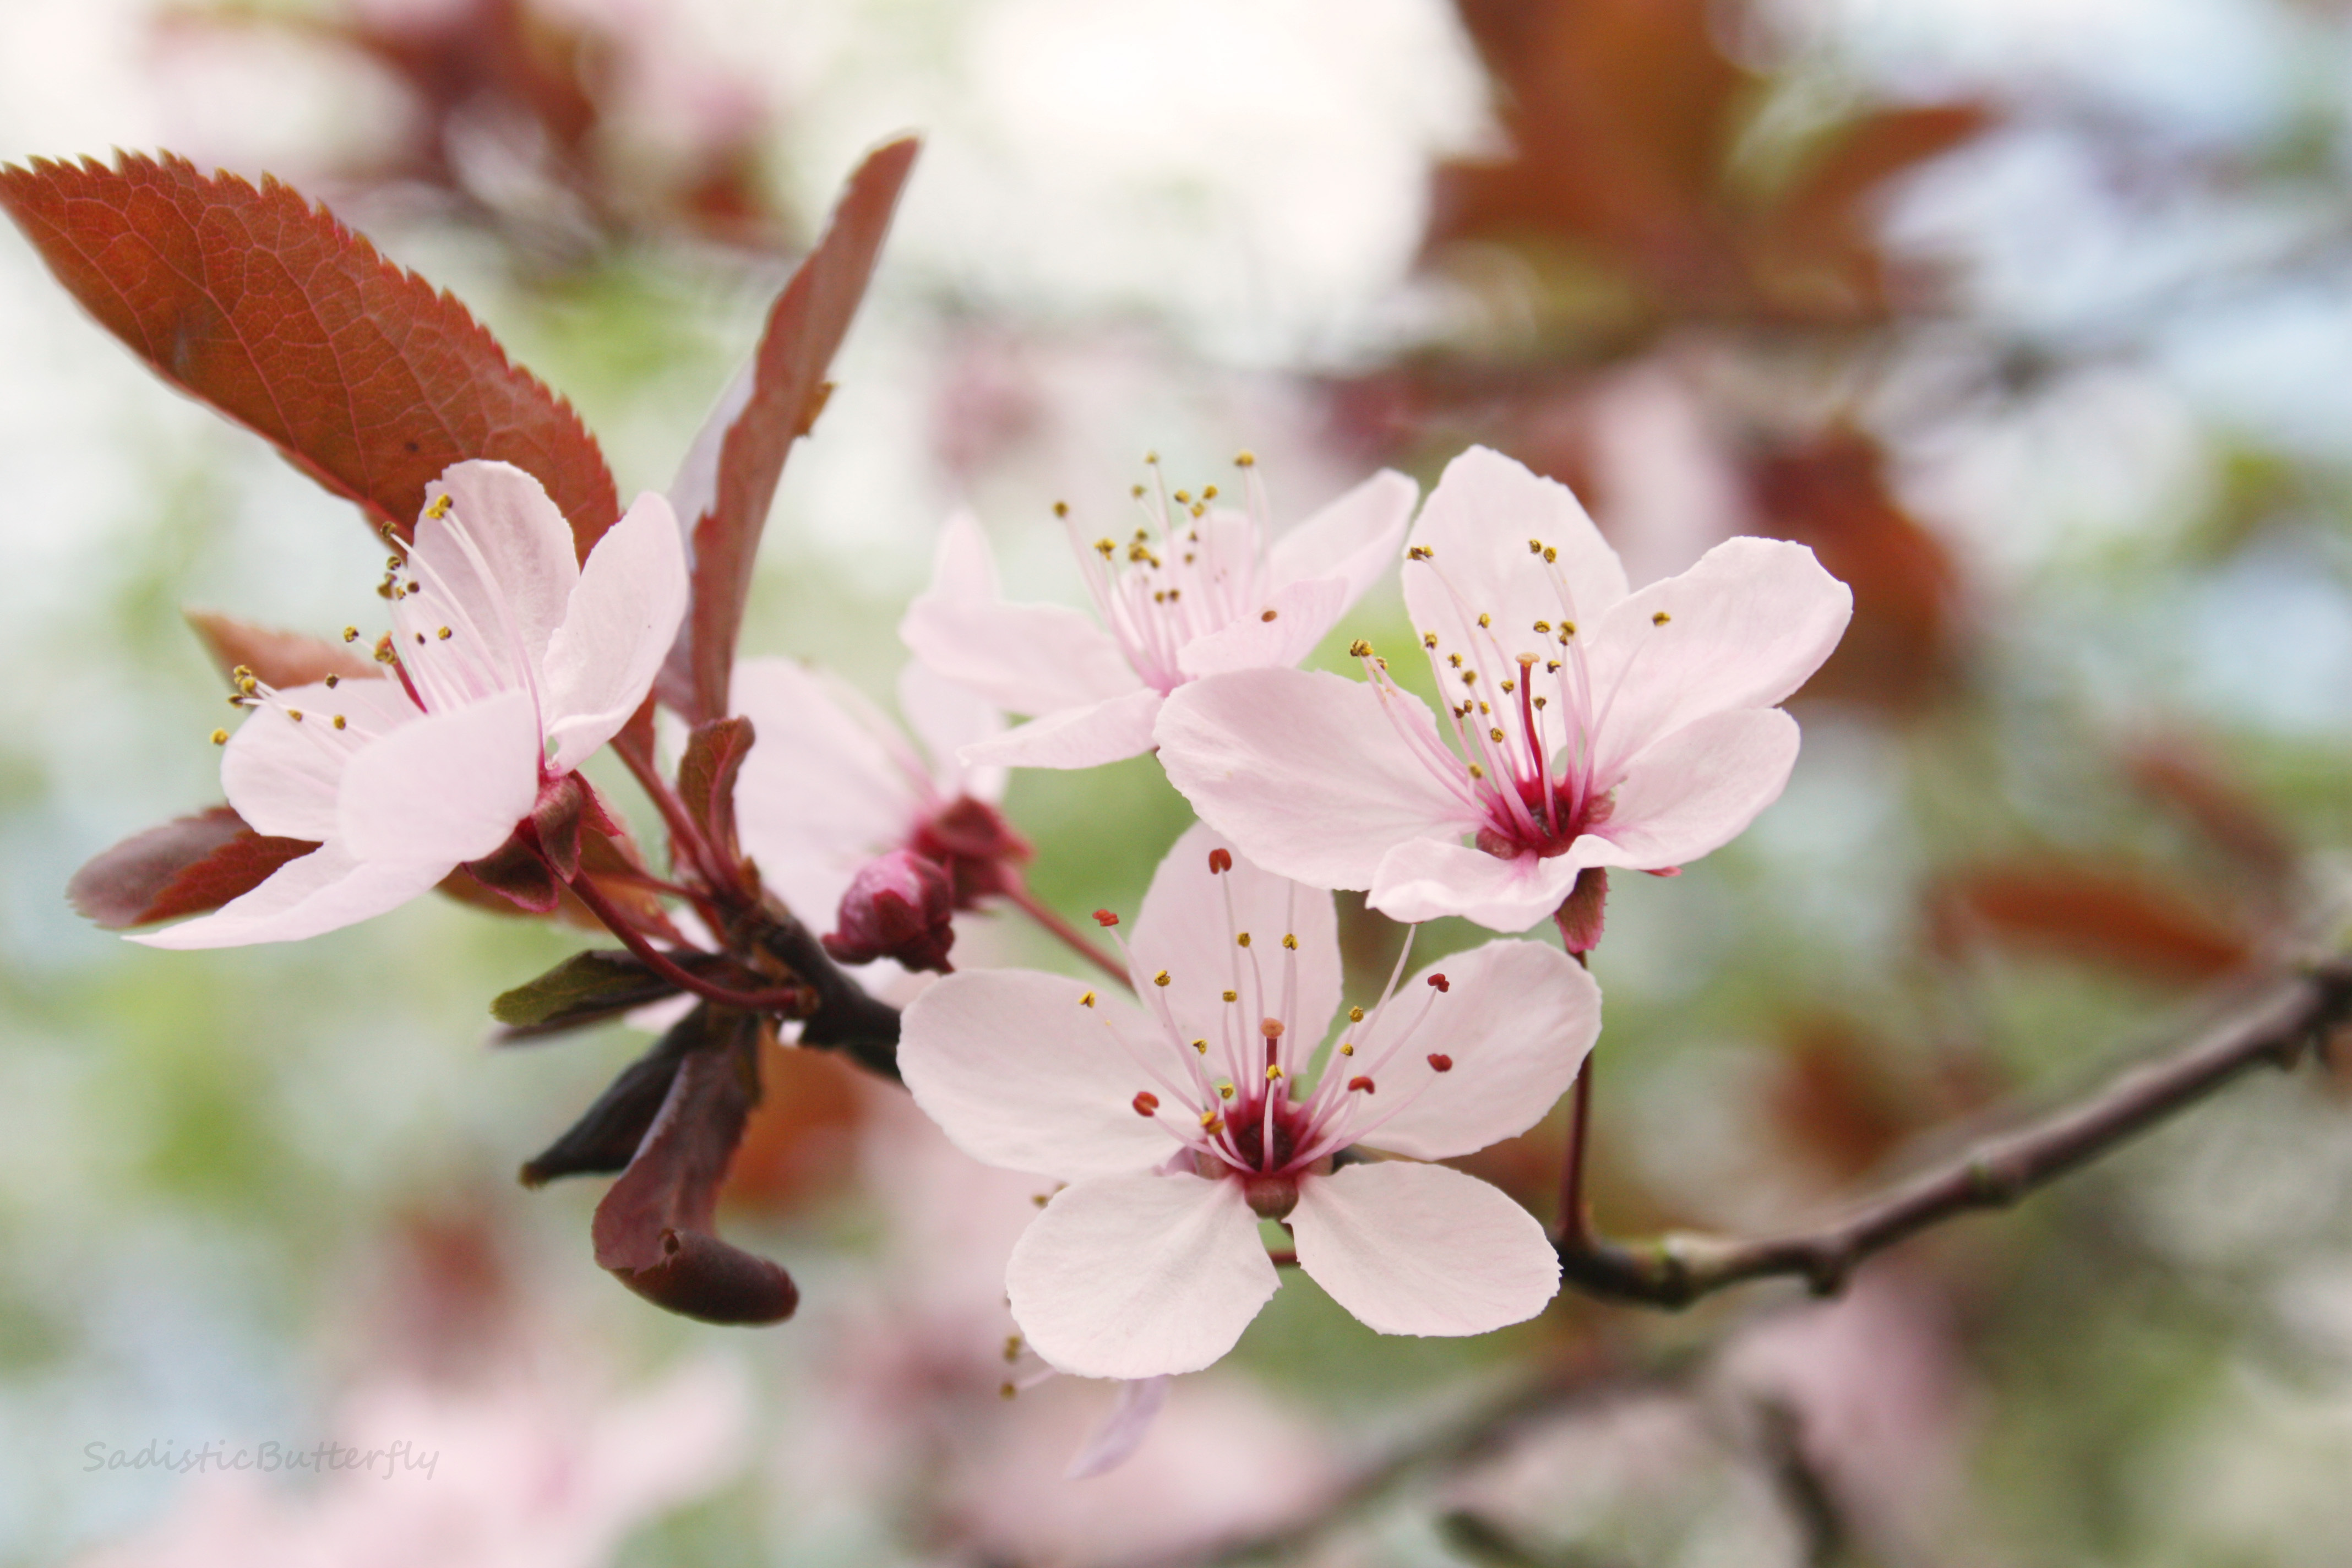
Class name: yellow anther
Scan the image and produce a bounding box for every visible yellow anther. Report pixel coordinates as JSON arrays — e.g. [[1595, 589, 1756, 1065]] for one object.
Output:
[[1528, 538, 1544, 554], [287, 710, 303, 722], [1348, 639, 1374, 658], [1543, 547, 1556, 563], [323, 674, 340, 688], [1079, 991, 1097, 1008], [1449, 653, 1463, 668], [1189, 503, 1206, 519], [210, 728, 227, 745], [1423, 631, 1439, 649], [332, 716, 346, 729], [1533, 620, 1550, 634], [1218, 1082, 1236, 1100], [1223, 989, 1238, 1003], [1095, 537, 1116, 557], [386, 554, 404, 570], [1200, 1113, 1225, 1134], [1460, 671, 1477, 687], [1004, 1334, 1023, 1362], [1500, 680, 1516, 694], [236, 677, 257, 695], [1237, 932, 1251, 949], [1173, 489, 1191, 505], [342, 627, 358, 642], [1653, 611, 1672, 625], [1490, 728, 1506, 742], [1144, 450, 1160, 465], [1468, 763, 1485, 779], [1000, 1382, 1017, 1401], [1201, 484, 1218, 500], [1193, 1039, 1208, 1054], [1547, 660, 1562, 673], [1265, 1064, 1284, 1081], [1533, 696, 1548, 710], [1234, 450, 1255, 468], [1348, 1006, 1365, 1022], [1053, 500, 1069, 518], [1407, 545, 1432, 560], [1281, 934, 1297, 951], [436, 627, 451, 640], [1477, 613, 1491, 628], [1131, 483, 1147, 499], [1561, 621, 1577, 638], [424, 493, 453, 520], [1154, 971, 1172, 987]]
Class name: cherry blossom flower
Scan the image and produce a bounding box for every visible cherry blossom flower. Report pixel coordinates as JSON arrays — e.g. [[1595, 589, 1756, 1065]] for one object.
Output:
[[135, 461, 685, 949], [1156, 445, 1852, 935], [728, 655, 1022, 928], [898, 460, 1417, 770], [898, 824, 1598, 1379]]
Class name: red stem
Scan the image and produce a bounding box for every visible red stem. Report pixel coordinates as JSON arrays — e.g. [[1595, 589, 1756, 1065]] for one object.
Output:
[[562, 865, 807, 1014], [614, 733, 728, 891], [1000, 879, 1134, 989], [1558, 1050, 1593, 1248]]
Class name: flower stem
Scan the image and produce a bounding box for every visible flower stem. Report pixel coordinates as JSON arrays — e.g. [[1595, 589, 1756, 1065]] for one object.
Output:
[[1558, 1049, 1593, 1249], [614, 732, 729, 892], [1000, 878, 1133, 989], [562, 866, 809, 1014]]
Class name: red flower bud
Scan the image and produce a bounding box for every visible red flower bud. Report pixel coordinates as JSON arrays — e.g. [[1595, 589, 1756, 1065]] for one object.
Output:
[[823, 850, 956, 973]]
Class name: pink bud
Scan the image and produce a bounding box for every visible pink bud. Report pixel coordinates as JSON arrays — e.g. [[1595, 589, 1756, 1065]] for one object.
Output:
[[823, 850, 956, 973]]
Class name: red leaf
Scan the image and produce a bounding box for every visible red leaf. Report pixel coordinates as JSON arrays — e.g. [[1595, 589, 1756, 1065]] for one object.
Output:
[[661, 137, 919, 722], [675, 716, 755, 870], [185, 610, 383, 690], [69, 806, 317, 929], [0, 152, 620, 558]]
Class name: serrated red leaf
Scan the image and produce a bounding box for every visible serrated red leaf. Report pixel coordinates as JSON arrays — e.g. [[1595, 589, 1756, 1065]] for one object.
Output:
[[662, 137, 919, 722], [0, 151, 620, 558], [68, 805, 318, 929]]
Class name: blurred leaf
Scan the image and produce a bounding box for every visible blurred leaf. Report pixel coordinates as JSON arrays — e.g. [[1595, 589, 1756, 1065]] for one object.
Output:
[[676, 716, 754, 871], [590, 1006, 799, 1324], [722, 1044, 867, 1216], [0, 151, 620, 554], [68, 805, 315, 928], [184, 611, 382, 690], [1929, 858, 2253, 984], [661, 137, 919, 723], [493, 949, 680, 1030], [519, 1011, 696, 1184]]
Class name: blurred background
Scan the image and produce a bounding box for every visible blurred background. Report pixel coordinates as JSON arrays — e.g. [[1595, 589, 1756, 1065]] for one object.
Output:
[[8, 0, 2352, 1562]]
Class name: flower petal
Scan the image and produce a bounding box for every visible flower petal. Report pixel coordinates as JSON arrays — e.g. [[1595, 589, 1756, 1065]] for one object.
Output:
[[900, 514, 1142, 715], [1289, 1161, 1559, 1336], [418, 460, 581, 678], [1366, 836, 1582, 932], [731, 658, 923, 921], [1175, 575, 1347, 679], [1402, 447, 1626, 673], [899, 970, 1179, 1179], [1008, 1170, 1277, 1378], [542, 490, 690, 770], [221, 678, 417, 842], [959, 688, 1163, 770], [130, 842, 448, 949], [1354, 939, 1600, 1161], [1580, 706, 1800, 869], [1584, 536, 1850, 777], [338, 689, 542, 867], [897, 660, 1005, 802], [1157, 669, 1477, 891], [1064, 1376, 1170, 1480], [1129, 822, 1342, 1054], [1265, 468, 1418, 605]]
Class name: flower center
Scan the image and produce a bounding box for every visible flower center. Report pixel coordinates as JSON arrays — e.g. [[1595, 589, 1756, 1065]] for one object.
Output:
[[1060, 451, 1275, 695]]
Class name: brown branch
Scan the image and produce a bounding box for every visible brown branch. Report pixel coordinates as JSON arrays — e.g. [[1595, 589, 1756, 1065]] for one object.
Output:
[[1559, 959, 2352, 1308]]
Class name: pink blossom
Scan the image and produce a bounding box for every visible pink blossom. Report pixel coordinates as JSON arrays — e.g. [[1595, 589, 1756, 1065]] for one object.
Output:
[[898, 460, 1417, 770], [728, 655, 1025, 921], [1155, 445, 1852, 934], [897, 824, 1597, 1379], [136, 461, 685, 949]]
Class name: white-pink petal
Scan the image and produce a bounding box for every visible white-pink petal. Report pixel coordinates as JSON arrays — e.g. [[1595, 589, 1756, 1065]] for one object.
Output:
[[1403, 447, 1627, 650], [899, 970, 1177, 1180], [1366, 836, 1583, 932], [1265, 469, 1418, 605], [541, 491, 689, 771], [730, 658, 923, 923], [1128, 822, 1341, 1059], [1156, 669, 1477, 891], [420, 460, 581, 677], [1583, 536, 1851, 778], [1063, 1376, 1170, 1480], [337, 690, 542, 867], [130, 843, 451, 950], [1289, 1161, 1559, 1337], [1580, 706, 1800, 870], [960, 688, 1163, 770], [897, 660, 1005, 802], [220, 679, 416, 843], [1355, 939, 1600, 1162], [1174, 576, 1346, 680], [900, 515, 1142, 716], [1007, 1170, 1278, 1379]]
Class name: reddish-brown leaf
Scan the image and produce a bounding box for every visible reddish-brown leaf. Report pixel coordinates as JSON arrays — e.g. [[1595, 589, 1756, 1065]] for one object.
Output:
[[185, 610, 382, 690], [1928, 858, 2253, 984], [591, 1007, 798, 1325], [0, 152, 620, 557], [69, 805, 318, 929], [676, 716, 754, 870], [661, 137, 919, 722]]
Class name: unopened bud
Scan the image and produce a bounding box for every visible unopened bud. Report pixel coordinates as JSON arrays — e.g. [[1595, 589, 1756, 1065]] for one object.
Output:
[[823, 850, 956, 973]]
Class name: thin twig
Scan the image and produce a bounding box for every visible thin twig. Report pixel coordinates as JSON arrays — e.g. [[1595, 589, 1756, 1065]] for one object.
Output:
[[560, 869, 810, 1014], [1000, 878, 1134, 988], [1558, 959, 2352, 1308]]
